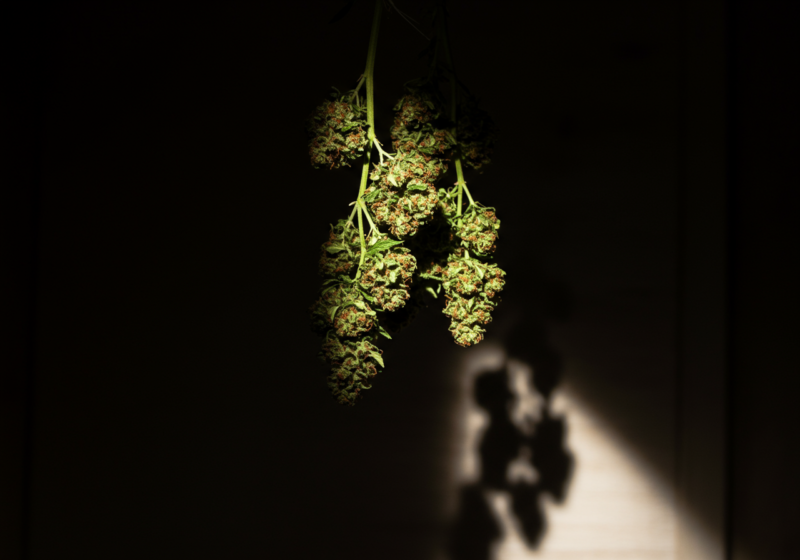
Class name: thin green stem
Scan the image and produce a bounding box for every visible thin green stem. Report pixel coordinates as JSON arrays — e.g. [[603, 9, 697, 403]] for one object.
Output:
[[457, 176, 463, 216], [347, 203, 358, 226], [458, 160, 475, 206], [359, 199, 378, 236], [437, 2, 469, 217], [374, 137, 394, 163], [350, 74, 366, 102], [357, 204, 367, 271], [355, 0, 383, 271], [364, 0, 382, 155], [356, 157, 371, 273]]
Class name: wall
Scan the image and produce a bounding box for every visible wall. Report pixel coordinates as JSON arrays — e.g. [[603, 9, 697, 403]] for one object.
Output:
[[2, 1, 797, 559]]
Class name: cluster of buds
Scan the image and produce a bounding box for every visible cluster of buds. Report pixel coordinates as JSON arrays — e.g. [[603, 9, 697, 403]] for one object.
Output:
[[306, 69, 504, 404], [311, 275, 383, 406], [440, 252, 506, 347], [318, 219, 362, 278], [392, 88, 439, 130], [320, 332, 384, 406], [310, 283, 376, 338], [366, 180, 439, 238], [360, 85, 456, 241], [306, 92, 369, 170], [359, 246, 417, 312], [390, 86, 455, 157], [457, 100, 497, 172], [312, 219, 423, 404], [371, 149, 449, 187], [454, 205, 501, 256]]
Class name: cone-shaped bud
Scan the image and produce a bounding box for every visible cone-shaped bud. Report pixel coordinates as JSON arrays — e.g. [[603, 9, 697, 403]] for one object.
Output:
[[366, 180, 440, 240], [320, 333, 384, 406], [440, 253, 506, 347], [306, 94, 369, 169], [370, 150, 448, 189], [392, 90, 440, 132], [455, 206, 501, 256], [318, 219, 361, 278], [310, 283, 375, 338], [359, 247, 417, 312]]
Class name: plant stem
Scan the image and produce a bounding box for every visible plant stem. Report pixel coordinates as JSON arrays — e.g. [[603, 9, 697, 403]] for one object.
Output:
[[347, 203, 358, 227], [357, 202, 367, 270], [459, 162, 476, 205], [350, 74, 366, 102], [356, 0, 383, 273], [359, 199, 378, 235], [437, 1, 470, 218], [364, 0, 383, 159], [356, 158, 370, 273]]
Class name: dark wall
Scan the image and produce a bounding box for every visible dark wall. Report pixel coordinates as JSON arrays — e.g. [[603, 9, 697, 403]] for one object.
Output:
[[728, 2, 800, 559], [2, 1, 797, 559]]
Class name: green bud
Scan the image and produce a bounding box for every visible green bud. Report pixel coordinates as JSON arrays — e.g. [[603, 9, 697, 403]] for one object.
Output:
[[359, 248, 417, 312], [310, 283, 376, 338], [367, 180, 440, 239], [440, 252, 506, 347], [455, 205, 501, 256], [306, 94, 369, 170], [318, 219, 361, 278], [320, 333, 384, 406]]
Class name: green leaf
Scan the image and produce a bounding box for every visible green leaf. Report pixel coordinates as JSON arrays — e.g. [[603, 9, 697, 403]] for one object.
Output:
[[425, 286, 438, 299], [367, 239, 403, 256], [363, 188, 381, 203], [378, 325, 393, 339], [326, 244, 345, 254], [359, 289, 376, 303], [371, 350, 385, 368], [328, 306, 340, 322]]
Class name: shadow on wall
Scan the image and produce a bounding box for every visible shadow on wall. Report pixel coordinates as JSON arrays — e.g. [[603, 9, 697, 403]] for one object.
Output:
[[447, 303, 574, 558]]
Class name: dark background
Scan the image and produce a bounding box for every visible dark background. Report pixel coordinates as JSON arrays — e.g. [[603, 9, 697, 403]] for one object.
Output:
[[3, 1, 798, 559]]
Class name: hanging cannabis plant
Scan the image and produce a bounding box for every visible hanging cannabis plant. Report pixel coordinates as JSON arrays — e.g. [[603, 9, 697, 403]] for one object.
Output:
[[307, 0, 504, 405]]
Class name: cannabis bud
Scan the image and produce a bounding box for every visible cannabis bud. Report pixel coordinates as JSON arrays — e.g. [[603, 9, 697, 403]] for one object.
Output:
[[320, 333, 384, 406], [367, 181, 439, 239], [441, 253, 506, 347], [455, 206, 500, 256], [359, 247, 417, 312], [310, 283, 376, 338], [318, 219, 362, 278], [391, 87, 455, 157], [306, 93, 369, 170]]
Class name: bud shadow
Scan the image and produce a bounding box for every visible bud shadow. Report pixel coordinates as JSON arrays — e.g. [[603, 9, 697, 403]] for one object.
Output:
[[446, 277, 574, 558]]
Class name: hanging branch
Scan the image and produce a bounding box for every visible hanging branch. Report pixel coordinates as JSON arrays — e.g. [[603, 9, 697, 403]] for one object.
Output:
[[304, 0, 505, 405]]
